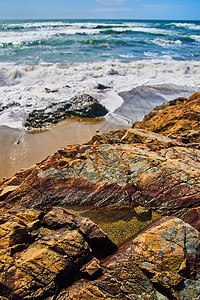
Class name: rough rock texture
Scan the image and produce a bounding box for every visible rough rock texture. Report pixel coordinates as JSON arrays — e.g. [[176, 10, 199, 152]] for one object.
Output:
[[1, 205, 199, 299], [0, 126, 200, 246], [0, 206, 116, 299], [131, 217, 200, 299], [24, 94, 108, 130], [133, 92, 200, 146], [0, 92, 200, 299], [1, 127, 199, 214], [55, 217, 200, 300]]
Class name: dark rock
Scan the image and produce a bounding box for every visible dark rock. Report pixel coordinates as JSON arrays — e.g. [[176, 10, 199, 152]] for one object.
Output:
[[75, 217, 118, 259], [45, 88, 58, 93], [95, 83, 110, 90], [24, 94, 108, 130]]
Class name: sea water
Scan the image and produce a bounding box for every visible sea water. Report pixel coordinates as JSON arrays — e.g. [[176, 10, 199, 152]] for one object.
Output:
[[0, 19, 200, 129]]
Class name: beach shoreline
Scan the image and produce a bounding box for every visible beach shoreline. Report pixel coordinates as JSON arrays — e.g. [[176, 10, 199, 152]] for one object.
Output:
[[0, 83, 196, 181], [0, 19, 199, 180], [0, 115, 130, 180]]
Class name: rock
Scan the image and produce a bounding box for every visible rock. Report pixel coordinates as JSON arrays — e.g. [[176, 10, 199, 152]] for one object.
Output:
[[131, 217, 200, 299], [80, 258, 102, 279], [0, 206, 117, 299], [1, 128, 199, 213], [42, 207, 76, 230], [0, 125, 200, 247], [75, 217, 118, 259], [0, 186, 18, 201], [133, 92, 200, 146], [95, 83, 110, 90], [1, 92, 200, 298], [181, 207, 200, 231], [55, 217, 200, 300], [45, 87, 58, 93], [24, 94, 108, 130]]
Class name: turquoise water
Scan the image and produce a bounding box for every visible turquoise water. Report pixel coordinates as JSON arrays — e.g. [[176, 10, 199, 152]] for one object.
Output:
[[0, 19, 199, 129], [0, 19, 200, 64]]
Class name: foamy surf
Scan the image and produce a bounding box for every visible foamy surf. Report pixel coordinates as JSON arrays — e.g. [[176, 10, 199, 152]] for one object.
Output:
[[0, 59, 199, 129]]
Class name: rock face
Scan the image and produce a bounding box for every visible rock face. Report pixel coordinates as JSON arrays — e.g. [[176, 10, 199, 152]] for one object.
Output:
[[0, 206, 116, 299], [0, 92, 200, 299], [1, 206, 199, 299], [24, 94, 108, 130], [133, 92, 200, 146], [57, 217, 200, 300], [1, 127, 199, 215]]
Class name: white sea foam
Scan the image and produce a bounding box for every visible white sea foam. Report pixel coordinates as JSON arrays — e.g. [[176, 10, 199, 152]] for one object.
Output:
[[128, 26, 170, 35], [0, 21, 174, 46], [191, 35, 200, 42], [170, 22, 200, 30], [152, 38, 182, 47], [0, 59, 199, 129]]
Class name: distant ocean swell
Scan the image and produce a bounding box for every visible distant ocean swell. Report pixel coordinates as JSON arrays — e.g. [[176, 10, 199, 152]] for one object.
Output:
[[0, 19, 200, 63], [0, 19, 199, 129]]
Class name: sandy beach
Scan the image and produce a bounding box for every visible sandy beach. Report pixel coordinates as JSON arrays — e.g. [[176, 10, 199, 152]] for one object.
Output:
[[0, 116, 129, 180], [0, 19, 199, 181], [0, 84, 194, 181]]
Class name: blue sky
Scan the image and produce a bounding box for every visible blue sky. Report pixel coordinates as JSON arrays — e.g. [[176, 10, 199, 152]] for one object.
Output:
[[0, 0, 199, 20]]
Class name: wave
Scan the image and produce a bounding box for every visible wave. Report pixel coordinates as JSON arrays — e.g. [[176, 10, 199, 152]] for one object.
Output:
[[0, 59, 199, 129], [169, 22, 200, 30], [190, 35, 200, 42], [0, 21, 131, 32], [152, 38, 182, 47], [101, 26, 172, 36], [0, 21, 72, 31], [83, 39, 127, 46]]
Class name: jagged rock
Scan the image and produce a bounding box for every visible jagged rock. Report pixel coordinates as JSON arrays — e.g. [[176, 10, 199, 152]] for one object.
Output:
[[131, 217, 200, 299], [80, 258, 102, 279], [55, 217, 200, 300], [24, 94, 108, 130], [1, 92, 200, 298], [0, 206, 117, 299], [133, 92, 200, 146], [1, 128, 199, 213], [0, 125, 200, 247]]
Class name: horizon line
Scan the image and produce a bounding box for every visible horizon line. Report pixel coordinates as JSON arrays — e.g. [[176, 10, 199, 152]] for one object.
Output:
[[0, 17, 199, 21]]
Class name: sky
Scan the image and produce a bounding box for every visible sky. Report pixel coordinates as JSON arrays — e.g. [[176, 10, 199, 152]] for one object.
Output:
[[0, 0, 199, 20]]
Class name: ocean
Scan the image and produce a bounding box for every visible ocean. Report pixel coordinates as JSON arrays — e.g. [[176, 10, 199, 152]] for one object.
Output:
[[0, 19, 200, 129]]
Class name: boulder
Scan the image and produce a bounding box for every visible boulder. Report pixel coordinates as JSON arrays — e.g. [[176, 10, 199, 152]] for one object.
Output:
[[133, 92, 200, 146], [55, 217, 200, 300], [24, 94, 108, 130], [0, 206, 117, 299]]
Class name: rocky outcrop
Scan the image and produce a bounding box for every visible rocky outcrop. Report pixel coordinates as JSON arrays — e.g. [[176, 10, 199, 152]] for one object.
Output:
[[133, 92, 200, 146], [50, 217, 200, 300], [0, 206, 116, 299], [1, 205, 199, 299], [1, 127, 199, 212], [24, 94, 108, 130], [0, 92, 200, 299], [0, 126, 200, 246]]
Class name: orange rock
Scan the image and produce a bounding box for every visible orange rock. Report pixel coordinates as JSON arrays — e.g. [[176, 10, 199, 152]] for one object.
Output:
[[133, 92, 200, 145]]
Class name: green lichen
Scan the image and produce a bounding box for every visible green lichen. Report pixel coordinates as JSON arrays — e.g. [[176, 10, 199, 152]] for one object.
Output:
[[100, 210, 160, 246]]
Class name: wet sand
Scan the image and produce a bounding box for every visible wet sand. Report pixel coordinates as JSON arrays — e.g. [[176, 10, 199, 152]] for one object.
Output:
[[1, 85, 193, 181], [0, 116, 129, 180]]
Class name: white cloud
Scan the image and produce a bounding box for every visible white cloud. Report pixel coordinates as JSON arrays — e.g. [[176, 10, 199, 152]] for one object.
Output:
[[96, 0, 127, 6], [91, 7, 135, 12]]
